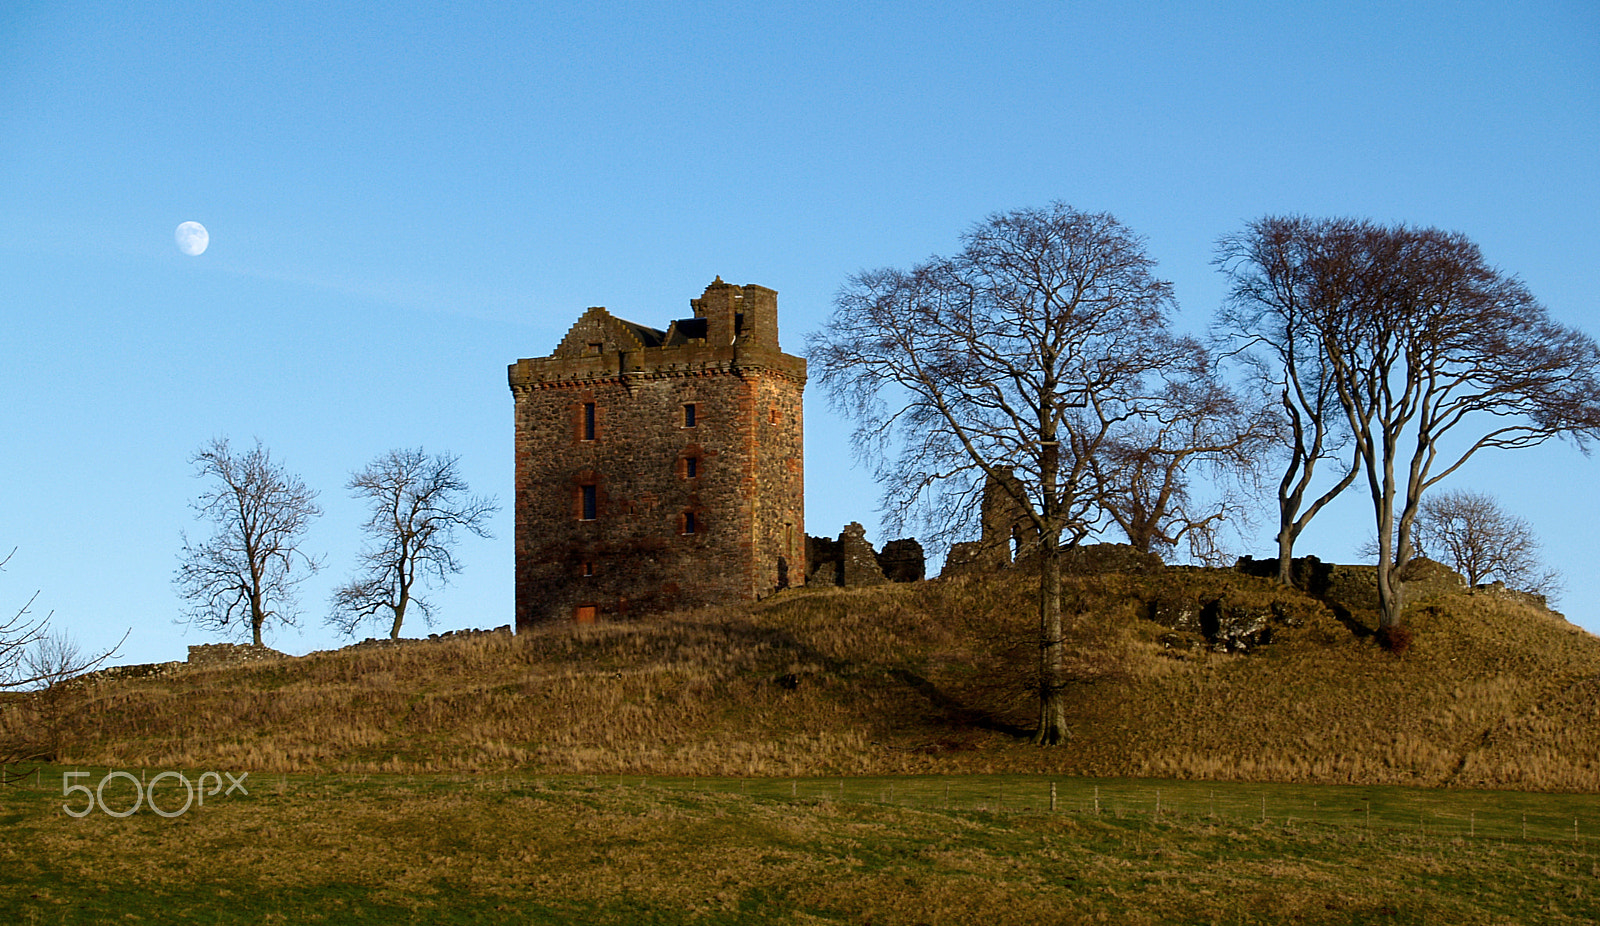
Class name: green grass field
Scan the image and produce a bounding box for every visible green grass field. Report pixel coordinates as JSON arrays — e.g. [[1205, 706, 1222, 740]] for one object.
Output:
[[4, 767, 1596, 925]]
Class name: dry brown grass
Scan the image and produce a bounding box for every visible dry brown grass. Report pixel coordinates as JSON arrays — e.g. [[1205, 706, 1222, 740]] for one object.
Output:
[[6, 566, 1599, 789]]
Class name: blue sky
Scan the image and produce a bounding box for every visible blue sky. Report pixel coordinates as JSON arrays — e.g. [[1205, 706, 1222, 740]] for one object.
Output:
[[3, 1, 1597, 665]]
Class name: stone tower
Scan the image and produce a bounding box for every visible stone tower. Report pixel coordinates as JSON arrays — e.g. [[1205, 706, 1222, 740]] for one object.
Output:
[[507, 279, 807, 630]]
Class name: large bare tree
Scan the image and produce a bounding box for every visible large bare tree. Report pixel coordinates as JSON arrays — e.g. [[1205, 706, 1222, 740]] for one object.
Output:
[[174, 437, 323, 646], [809, 203, 1188, 745], [1214, 216, 1364, 583], [328, 448, 498, 640], [1286, 220, 1600, 632]]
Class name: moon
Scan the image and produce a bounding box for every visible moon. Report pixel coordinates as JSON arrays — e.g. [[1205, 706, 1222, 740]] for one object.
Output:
[[175, 221, 209, 256]]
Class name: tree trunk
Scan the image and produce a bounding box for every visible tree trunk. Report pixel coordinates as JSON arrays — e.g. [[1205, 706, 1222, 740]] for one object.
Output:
[[1375, 566, 1403, 629], [250, 589, 265, 646], [1276, 523, 1296, 586], [1371, 457, 1403, 630], [1033, 533, 1068, 745], [390, 599, 407, 640]]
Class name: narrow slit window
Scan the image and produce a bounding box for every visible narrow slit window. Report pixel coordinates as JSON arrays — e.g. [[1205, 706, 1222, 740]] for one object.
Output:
[[684, 456, 698, 478], [580, 484, 597, 521], [582, 402, 596, 441], [683, 511, 697, 535], [683, 403, 697, 428]]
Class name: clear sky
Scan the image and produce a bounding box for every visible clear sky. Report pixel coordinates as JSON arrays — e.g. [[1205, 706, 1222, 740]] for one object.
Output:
[[3, 1, 1597, 666]]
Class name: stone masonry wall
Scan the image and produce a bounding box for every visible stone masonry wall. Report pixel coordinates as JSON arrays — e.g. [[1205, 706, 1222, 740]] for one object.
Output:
[[510, 281, 805, 629], [1234, 554, 1467, 614]]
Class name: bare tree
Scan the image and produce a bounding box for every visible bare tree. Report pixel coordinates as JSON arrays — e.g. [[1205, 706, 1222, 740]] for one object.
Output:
[[1091, 364, 1274, 563], [174, 437, 323, 646], [2, 549, 121, 779], [1214, 216, 1364, 583], [1412, 490, 1561, 598], [328, 448, 498, 640], [1, 549, 119, 692], [1293, 221, 1600, 631], [809, 203, 1188, 745]]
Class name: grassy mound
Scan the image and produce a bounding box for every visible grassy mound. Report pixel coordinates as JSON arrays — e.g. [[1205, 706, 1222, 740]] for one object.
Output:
[[7, 566, 1598, 789]]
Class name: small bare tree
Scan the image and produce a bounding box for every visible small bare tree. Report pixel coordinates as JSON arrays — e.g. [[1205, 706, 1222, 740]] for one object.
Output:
[[1413, 490, 1561, 598], [328, 449, 498, 640], [174, 437, 323, 646], [2, 549, 121, 779], [1091, 365, 1274, 563]]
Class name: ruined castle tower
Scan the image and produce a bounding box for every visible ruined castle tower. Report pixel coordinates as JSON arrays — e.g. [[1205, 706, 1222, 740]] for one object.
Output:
[[508, 279, 807, 630]]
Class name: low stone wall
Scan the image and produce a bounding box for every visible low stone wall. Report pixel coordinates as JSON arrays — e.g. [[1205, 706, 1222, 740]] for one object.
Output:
[[1060, 543, 1163, 576], [1234, 555, 1468, 614], [186, 643, 286, 666], [344, 625, 514, 650], [1472, 581, 1555, 614], [69, 661, 187, 686]]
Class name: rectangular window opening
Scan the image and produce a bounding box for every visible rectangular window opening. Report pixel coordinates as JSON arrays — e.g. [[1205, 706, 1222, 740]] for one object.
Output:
[[583, 402, 596, 441], [684, 456, 698, 478], [581, 484, 597, 521], [684, 511, 697, 535], [683, 403, 697, 428]]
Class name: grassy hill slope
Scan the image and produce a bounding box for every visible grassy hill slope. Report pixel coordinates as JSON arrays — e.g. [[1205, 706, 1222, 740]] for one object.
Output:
[[8, 566, 1599, 790]]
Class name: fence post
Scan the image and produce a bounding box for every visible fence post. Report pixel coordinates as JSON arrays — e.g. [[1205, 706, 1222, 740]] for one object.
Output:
[[1050, 781, 1057, 813]]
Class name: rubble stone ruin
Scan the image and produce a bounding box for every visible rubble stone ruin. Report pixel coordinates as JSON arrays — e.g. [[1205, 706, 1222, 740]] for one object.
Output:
[[942, 469, 1038, 576], [508, 279, 807, 630], [806, 523, 925, 587]]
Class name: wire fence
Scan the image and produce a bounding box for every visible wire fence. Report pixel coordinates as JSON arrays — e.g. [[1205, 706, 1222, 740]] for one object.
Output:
[[577, 774, 1598, 845], [13, 765, 1594, 846]]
